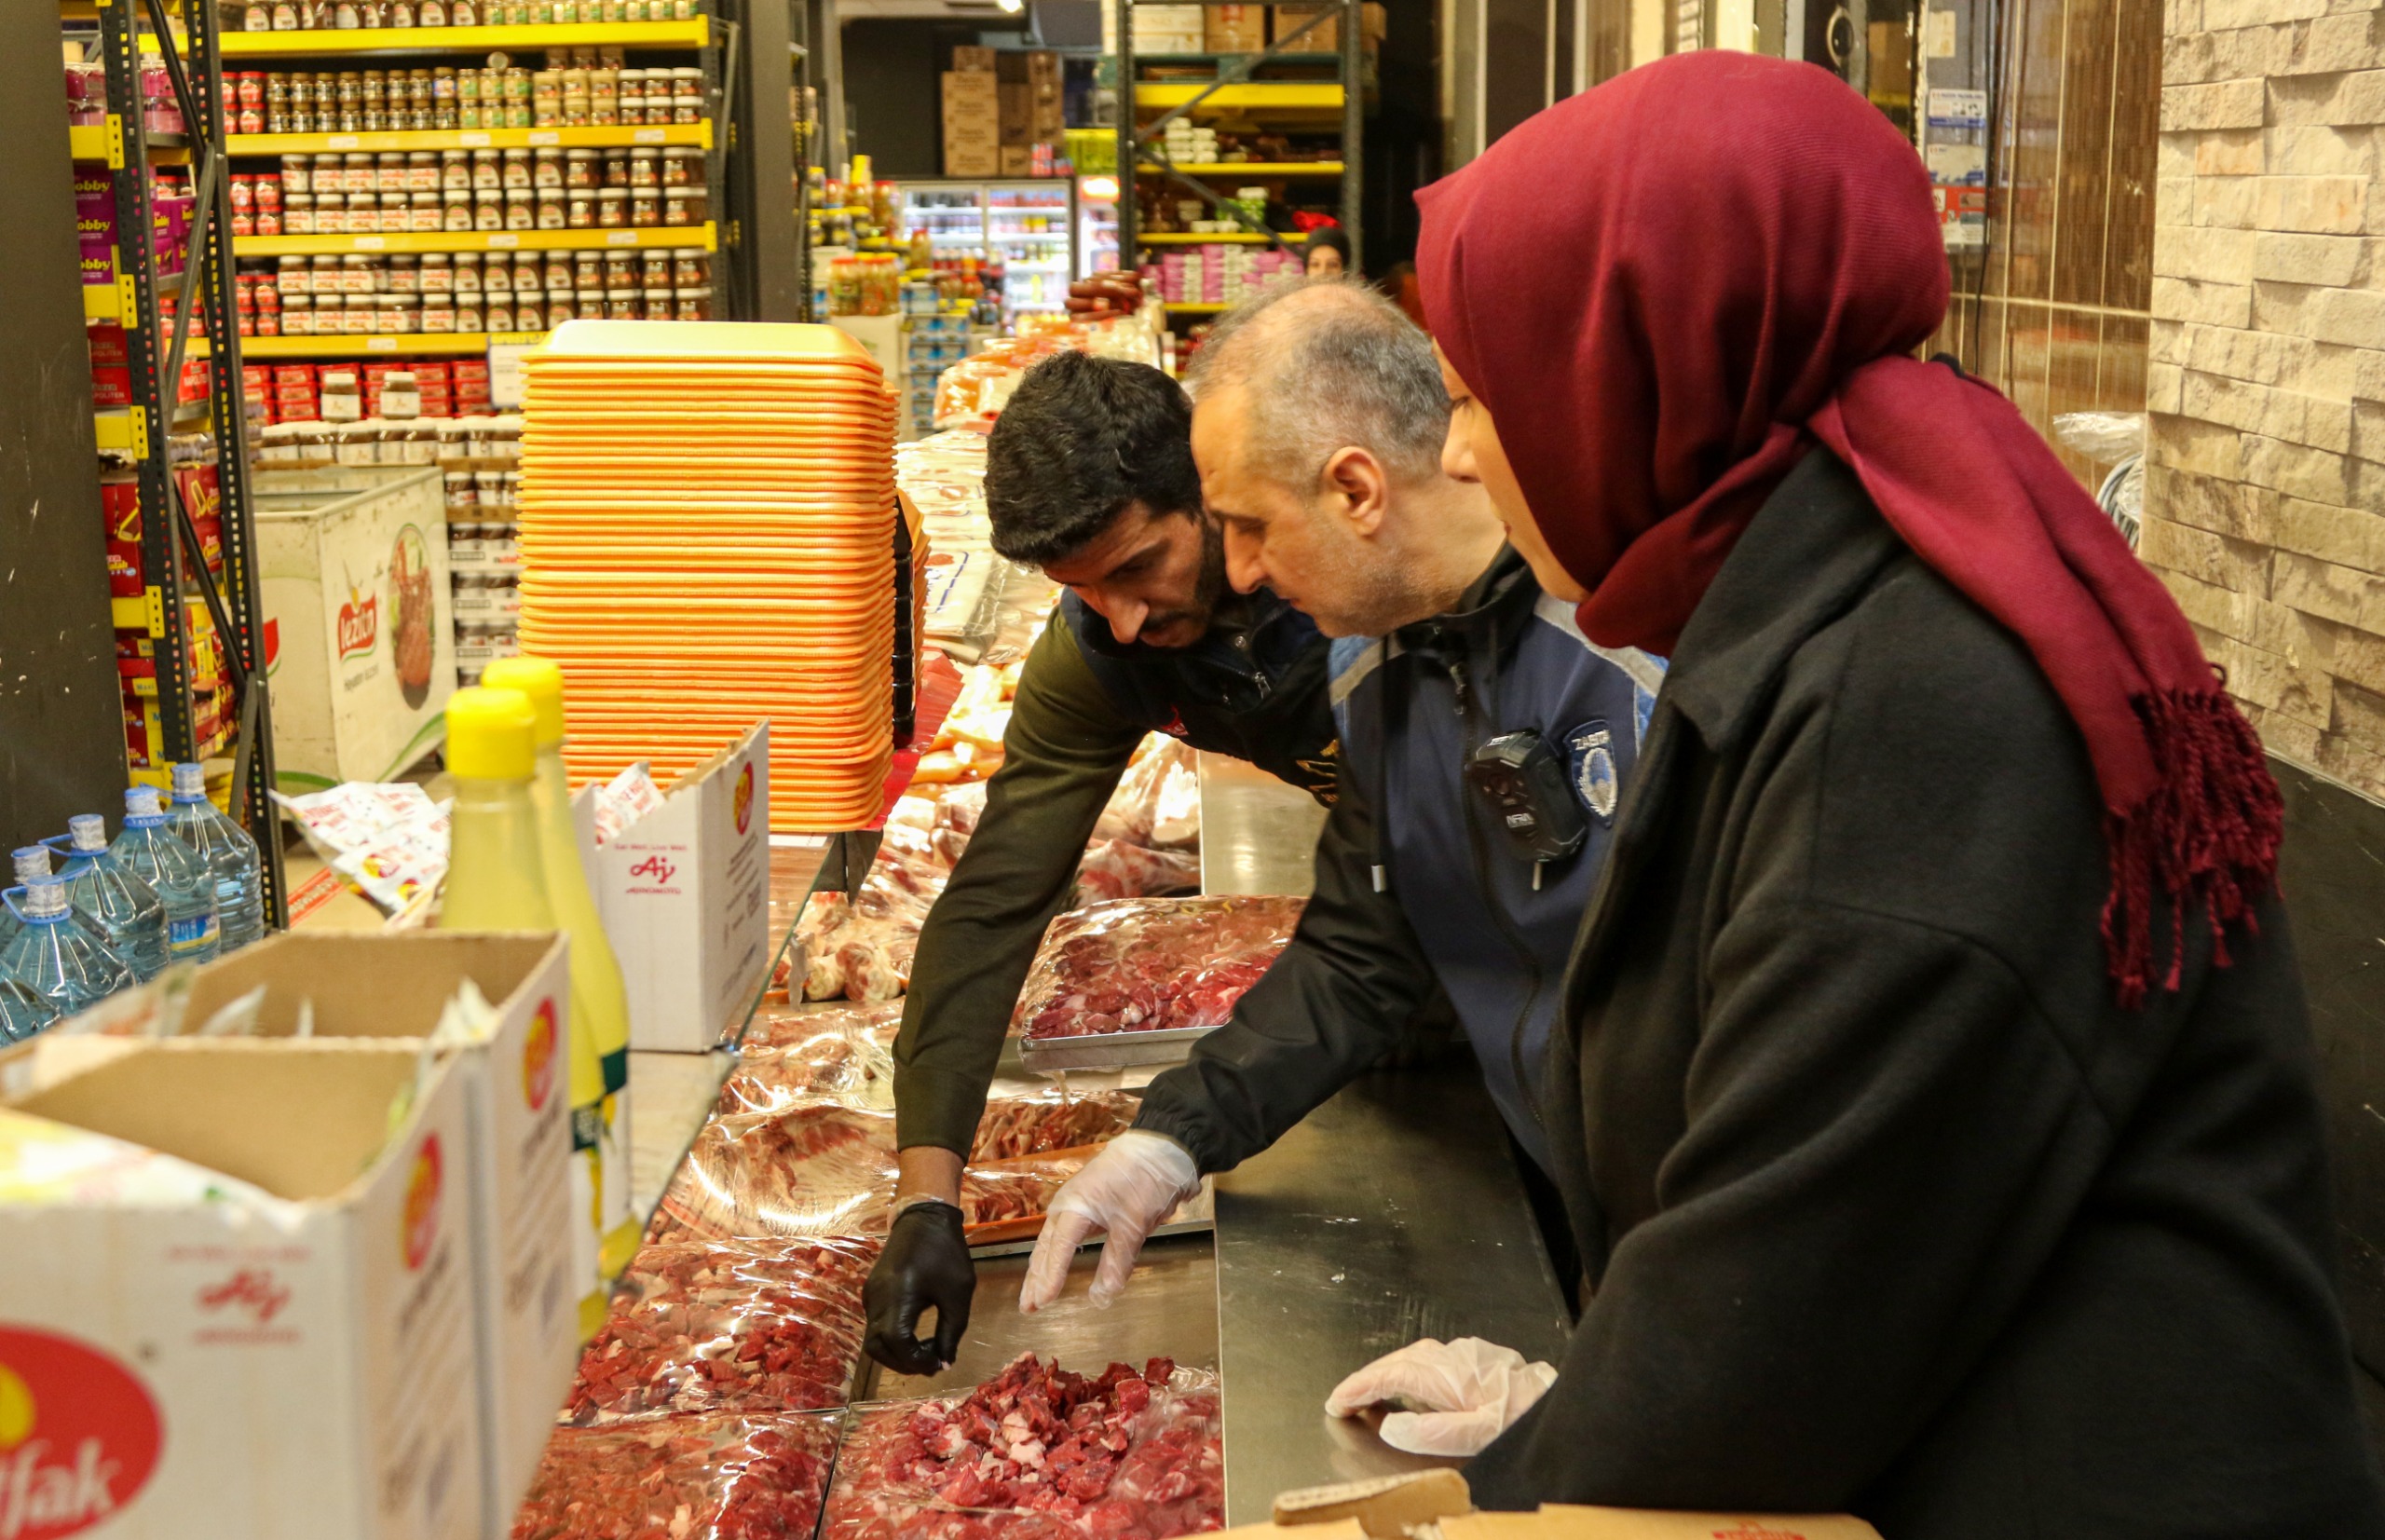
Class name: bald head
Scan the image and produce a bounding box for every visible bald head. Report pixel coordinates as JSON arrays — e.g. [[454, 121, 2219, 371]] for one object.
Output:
[[1187, 277, 1451, 489]]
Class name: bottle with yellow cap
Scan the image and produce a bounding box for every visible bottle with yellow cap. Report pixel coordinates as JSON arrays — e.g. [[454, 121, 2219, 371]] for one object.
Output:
[[435, 686, 605, 1339], [481, 655, 639, 1293]]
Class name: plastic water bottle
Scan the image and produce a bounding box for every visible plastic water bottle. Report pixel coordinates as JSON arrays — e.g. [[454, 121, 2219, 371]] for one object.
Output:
[[0, 846, 111, 958], [0, 877, 132, 1018], [167, 762, 265, 951], [48, 814, 169, 983], [0, 967, 58, 1043], [111, 786, 220, 966]]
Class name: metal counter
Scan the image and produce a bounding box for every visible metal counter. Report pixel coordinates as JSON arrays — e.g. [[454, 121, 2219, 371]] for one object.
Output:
[[1211, 1052, 1573, 1521], [1198, 750, 1329, 897]]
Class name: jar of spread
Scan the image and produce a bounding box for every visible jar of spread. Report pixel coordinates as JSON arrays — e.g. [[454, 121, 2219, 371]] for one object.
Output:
[[410, 191, 442, 231], [421, 296, 457, 332], [662, 186, 702, 226], [673, 252, 704, 285], [564, 149, 598, 190], [640, 284, 671, 319], [602, 150, 630, 188], [484, 297, 515, 333], [282, 154, 312, 194], [282, 192, 317, 233], [470, 150, 501, 192], [674, 284, 710, 320], [604, 287, 636, 320], [566, 190, 595, 228], [277, 255, 310, 294], [474, 197, 504, 232], [501, 149, 532, 190], [596, 188, 627, 228], [345, 293, 378, 334], [419, 254, 454, 293], [281, 293, 316, 334], [661, 147, 697, 187], [535, 187, 567, 230], [629, 188, 659, 227], [456, 298, 484, 332], [443, 188, 474, 230], [628, 148, 660, 188], [375, 152, 405, 193], [375, 293, 404, 332], [312, 190, 346, 233], [454, 252, 483, 293], [321, 370, 361, 421]]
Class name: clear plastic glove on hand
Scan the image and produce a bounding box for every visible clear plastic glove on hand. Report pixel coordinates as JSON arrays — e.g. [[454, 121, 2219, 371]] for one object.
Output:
[[1324, 1337, 1559, 1457], [1016, 1129, 1200, 1313]]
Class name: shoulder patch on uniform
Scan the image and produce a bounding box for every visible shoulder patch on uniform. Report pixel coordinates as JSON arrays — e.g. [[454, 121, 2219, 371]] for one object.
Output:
[[1564, 718, 1620, 822], [1532, 592, 1670, 697], [1329, 636, 1386, 707]]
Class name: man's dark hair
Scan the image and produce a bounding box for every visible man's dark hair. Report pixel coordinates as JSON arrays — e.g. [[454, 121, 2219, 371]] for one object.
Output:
[[985, 351, 1201, 566]]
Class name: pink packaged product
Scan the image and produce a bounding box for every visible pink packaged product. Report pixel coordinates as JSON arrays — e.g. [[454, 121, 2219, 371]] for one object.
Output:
[[64, 61, 106, 127]]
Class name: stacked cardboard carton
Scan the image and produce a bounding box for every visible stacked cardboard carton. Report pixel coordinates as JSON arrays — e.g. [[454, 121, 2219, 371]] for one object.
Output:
[[942, 51, 999, 178], [997, 50, 1065, 178]]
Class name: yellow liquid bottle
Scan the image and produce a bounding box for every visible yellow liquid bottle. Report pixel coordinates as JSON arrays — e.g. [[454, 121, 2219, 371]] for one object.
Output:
[[436, 686, 605, 1339], [482, 657, 639, 1292]]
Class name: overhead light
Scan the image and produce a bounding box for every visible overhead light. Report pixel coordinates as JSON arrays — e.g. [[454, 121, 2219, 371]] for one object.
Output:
[[996, 0, 1023, 11], [1080, 175, 1119, 198]]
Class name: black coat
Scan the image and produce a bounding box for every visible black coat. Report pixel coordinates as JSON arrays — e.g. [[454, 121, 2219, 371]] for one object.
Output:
[[1464, 449, 2385, 1537]]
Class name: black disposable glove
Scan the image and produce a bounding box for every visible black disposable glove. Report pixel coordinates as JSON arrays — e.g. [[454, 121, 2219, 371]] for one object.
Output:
[[864, 1199, 975, 1376]]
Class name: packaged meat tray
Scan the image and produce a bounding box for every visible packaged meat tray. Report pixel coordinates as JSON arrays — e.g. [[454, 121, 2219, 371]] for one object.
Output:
[[651, 1102, 900, 1242], [823, 1353, 1224, 1540], [741, 1001, 905, 1052], [565, 1238, 882, 1424], [511, 1410, 840, 1540], [970, 1090, 1141, 1163], [1013, 895, 1307, 1070], [717, 1029, 900, 1114]]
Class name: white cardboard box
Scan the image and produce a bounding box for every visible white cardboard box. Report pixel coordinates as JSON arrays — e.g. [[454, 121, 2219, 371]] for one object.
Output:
[[159, 933, 580, 1537], [591, 724, 772, 1052], [0, 1042, 484, 1540], [255, 467, 456, 794]]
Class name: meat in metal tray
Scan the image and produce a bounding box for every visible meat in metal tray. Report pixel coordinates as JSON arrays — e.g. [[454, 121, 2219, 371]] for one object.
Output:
[[1012, 1022, 1220, 1073]]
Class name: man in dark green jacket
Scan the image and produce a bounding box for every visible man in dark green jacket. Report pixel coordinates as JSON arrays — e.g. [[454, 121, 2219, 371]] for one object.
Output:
[[862, 349, 1339, 1375]]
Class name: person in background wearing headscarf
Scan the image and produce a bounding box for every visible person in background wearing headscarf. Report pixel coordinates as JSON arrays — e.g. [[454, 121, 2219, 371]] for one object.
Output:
[[1322, 52, 2385, 1536], [1302, 225, 1350, 278]]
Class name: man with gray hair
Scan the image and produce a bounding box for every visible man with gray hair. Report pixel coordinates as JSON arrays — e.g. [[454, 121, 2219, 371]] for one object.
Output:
[[1018, 279, 1667, 1336]]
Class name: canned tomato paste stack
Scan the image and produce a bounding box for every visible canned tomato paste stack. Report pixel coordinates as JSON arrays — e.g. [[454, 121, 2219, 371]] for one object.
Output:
[[515, 320, 896, 830]]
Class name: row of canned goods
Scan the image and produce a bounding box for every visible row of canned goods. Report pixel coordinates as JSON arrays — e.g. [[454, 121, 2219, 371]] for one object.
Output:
[[225, 60, 704, 135], [238, 285, 709, 335], [446, 470, 522, 511], [447, 519, 521, 571]]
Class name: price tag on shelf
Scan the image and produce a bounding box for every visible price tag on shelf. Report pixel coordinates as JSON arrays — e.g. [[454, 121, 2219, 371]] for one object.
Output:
[[460, 131, 492, 146], [366, 336, 398, 352], [529, 130, 559, 145], [488, 340, 534, 410], [489, 233, 520, 247], [606, 231, 638, 245], [634, 128, 664, 143], [327, 134, 360, 150], [354, 235, 386, 250]]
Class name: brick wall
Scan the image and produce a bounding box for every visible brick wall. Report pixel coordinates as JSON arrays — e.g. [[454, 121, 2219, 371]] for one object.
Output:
[[2144, 0, 2385, 800]]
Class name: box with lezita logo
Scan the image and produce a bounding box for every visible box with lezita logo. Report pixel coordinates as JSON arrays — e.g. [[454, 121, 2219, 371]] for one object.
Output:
[[0, 933, 578, 1540], [590, 722, 771, 1053], [254, 468, 456, 795], [0, 1041, 483, 1540]]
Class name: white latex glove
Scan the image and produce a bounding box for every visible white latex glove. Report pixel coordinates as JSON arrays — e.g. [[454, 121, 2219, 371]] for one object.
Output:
[[1017, 1129, 1201, 1313], [1324, 1337, 1559, 1457]]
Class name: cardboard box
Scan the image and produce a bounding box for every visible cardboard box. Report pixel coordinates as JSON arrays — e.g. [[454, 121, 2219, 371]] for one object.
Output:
[[997, 48, 1061, 82], [1030, 80, 1066, 139], [951, 43, 996, 72], [1274, 3, 1340, 51], [254, 465, 455, 794], [947, 139, 1002, 177], [999, 81, 1033, 145], [1207, 3, 1270, 50], [156, 933, 579, 1536], [588, 723, 771, 1053], [1133, 1, 1208, 49], [0, 1043, 484, 1540], [1000, 144, 1033, 177]]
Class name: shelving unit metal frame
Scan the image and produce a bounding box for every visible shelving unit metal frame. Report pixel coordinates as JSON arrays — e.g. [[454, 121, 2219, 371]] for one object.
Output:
[[94, 0, 288, 926], [1112, 0, 1361, 275]]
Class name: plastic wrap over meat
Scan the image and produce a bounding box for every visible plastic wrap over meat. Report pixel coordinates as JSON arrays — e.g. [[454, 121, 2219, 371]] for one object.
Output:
[[511, 1411, 839, 1540], [1092, 739, 1192, 848], [652, 1103, 899, 1242], [743, 1002, 906, 1052], [801, 825, 963, 1003], [970, 1092, 1141, 1163], [1073, 840, 1201, 906], [1014, 896, 1308, 1042], [565, 1239, 881, 1424], [954, 1150, 1093, 1238], [822, 1354, 1223, 1540], [718, 1029, 899, 1115]]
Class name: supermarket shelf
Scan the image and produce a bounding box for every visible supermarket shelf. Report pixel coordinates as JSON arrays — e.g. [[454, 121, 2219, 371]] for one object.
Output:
[[219, 20, 708, 55], [1134, 83, 1345, 112], [242, 331, 543, 357], [1138, 231, 1276, 244], [66, 124, 190, 164], [226, 122, 712, 155], [84, 282, 118, 322], [233, 222, 715, 255], [1136, 161, 1343, 177], [94, 411, 139, 453], [1163, 302, 1231, 314]]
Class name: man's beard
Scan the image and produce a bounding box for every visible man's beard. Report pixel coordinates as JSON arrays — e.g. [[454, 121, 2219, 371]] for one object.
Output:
[[1138, 518, 1227, 643]]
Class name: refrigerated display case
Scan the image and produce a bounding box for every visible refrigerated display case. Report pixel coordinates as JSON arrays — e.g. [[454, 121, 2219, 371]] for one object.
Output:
[[1077, 174, 1122, 278], [893, 178, 1078, 329]]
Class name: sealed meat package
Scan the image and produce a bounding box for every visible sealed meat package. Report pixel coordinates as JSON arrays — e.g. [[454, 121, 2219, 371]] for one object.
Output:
[[652, 1102, 899, 1241], [970, 1091, 1140, 1163], [1014, 896, 1308, 1042], [823, 1354, 1223, 1540], [742, 1002, 905, 1052], [1073, 839, 1201, 906], [565, 1239, 881, 1423], [511, 1411, 839, 1540], [955, 1148, 1095, 1241], [718, 1026, 899, 1113]]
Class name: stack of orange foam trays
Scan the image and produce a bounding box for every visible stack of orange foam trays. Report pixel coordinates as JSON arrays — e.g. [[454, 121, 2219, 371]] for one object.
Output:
[[517, 320, 897, 831]]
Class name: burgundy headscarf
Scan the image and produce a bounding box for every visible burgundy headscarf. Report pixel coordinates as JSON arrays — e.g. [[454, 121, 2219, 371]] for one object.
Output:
[[1417, 52, 2281, 1006]]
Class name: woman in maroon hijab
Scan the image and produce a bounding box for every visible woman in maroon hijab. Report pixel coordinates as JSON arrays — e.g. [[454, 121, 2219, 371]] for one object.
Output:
[[1397, 51, 2385, 1533]]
